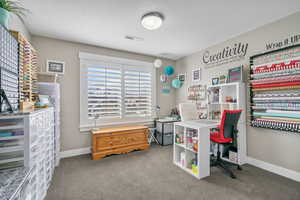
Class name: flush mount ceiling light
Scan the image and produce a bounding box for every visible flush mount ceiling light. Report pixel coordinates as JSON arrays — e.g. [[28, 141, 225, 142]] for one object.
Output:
[[141, 12, 164, 30]]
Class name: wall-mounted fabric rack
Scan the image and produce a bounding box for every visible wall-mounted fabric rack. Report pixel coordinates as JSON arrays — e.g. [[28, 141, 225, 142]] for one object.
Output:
[[249, 44, 300, 133], [10, 31, 38, 103]]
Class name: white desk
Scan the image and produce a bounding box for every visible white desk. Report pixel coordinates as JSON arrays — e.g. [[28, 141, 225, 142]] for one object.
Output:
[[173, 120, 219, 179]]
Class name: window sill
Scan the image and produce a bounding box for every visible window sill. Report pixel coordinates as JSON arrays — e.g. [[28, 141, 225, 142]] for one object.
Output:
[[79, 120, 155, 133]]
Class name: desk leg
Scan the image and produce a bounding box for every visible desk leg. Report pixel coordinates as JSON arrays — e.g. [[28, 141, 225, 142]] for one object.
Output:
[[198, 127, 210, 179]]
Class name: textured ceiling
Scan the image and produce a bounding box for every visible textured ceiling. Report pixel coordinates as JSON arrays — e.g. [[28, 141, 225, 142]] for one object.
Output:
[[22, 0, 300, 60]]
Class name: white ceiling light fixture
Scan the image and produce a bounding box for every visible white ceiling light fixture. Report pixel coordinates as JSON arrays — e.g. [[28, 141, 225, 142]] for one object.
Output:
[[141, 12, 164, 30]]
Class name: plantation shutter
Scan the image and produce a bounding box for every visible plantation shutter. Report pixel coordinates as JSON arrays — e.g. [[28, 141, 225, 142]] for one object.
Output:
[[124, 70, 152, 117], [87, 65, 122, 119]]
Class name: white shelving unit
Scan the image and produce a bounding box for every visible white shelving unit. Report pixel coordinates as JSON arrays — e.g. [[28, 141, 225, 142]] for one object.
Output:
[[207, 82, 247, 165], [173, 120, 218, 179]]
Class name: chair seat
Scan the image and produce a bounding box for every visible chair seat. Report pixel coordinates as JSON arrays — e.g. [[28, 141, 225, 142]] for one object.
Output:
[[210, 131, 232, 143]]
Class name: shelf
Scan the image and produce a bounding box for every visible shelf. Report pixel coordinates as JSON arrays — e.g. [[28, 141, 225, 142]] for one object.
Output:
[[208, 82, 240, 88], [0, 157, 24, 164], [186, 147, 197, 153], [0, 135, 24, 141], [175, 143, 185, 149], [175, 143, 197, 153], [174, 162, 198, 177], [0, 124, 24, 130], [209, 102, 237, 105], [0, 146, 23, 153]]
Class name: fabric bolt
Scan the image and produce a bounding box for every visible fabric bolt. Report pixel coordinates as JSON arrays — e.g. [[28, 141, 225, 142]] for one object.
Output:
[[253, 111, 300, 119], [252, 85, 300, 91], [251, 74, 300, 85]]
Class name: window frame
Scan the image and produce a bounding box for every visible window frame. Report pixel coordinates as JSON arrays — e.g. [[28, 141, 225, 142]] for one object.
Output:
[[79, 52, 156, 131]]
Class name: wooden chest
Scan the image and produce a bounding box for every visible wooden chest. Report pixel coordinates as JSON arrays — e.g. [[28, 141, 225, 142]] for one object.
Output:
[[92, 125, 150, 160]]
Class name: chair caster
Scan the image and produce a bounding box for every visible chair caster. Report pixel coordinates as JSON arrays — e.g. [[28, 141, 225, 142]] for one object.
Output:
[[230, 174, 237, 179], [237, 166, 242, 171]]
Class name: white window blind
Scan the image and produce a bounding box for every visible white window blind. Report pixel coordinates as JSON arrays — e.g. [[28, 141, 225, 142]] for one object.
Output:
[[124, 70, 152, 117], [87, 65, 122, 119], [80, 52, 156, 130]]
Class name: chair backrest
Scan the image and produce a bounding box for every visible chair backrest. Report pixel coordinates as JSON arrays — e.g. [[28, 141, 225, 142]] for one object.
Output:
[[179, 103, 198, 121], [219, 110, 242, 139]]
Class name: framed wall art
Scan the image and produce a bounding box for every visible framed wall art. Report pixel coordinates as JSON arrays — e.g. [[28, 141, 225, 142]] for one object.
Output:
[[212, 77, 219, 85], [227, 65, 243, 83], [192, 68, 201, 82], [177, 73, 186, 82], [47, 60, 65, 74]]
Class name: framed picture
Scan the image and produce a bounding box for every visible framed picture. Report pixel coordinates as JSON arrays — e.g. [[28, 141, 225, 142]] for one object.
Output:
[[177, 73, 186, 82], [228, 66, 243, 83], [219, 75, 227, 84], [192, 68, 201, 82], [212, 77, 219, 85], [47, 60, 65, 74]]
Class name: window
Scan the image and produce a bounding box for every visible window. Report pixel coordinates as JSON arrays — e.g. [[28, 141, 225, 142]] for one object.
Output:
[[87, 65, 122, 119], [80, 52, 156, 130], [124, 70, 152, 117]]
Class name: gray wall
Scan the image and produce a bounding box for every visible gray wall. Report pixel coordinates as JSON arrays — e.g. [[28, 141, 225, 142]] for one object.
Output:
[[175, 12, 300, 172], [31, 36, 176, 151], [9, 15, 31, 41]]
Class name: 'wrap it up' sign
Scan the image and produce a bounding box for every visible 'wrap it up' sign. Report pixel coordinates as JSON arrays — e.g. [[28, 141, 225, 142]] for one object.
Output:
[[202, 42, 249, 67], [266, 34, 300, 50]]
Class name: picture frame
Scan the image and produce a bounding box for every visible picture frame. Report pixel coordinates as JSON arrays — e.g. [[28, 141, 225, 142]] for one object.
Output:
[[212, 77, 219, 85], [192, 68, 201, 82], [219, 75, 227, 84], [47, 60, 65, 74], [227, 65, 243, 83], [177, 73, 186, 82]]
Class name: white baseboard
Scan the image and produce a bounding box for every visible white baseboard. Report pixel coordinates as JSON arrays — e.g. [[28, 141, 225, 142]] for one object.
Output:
[[247, 157, 300, 183], [60, 147, 91, 158]]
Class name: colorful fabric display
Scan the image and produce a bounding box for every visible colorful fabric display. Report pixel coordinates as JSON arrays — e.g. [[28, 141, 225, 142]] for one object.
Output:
[[250, 51, 300, 132]]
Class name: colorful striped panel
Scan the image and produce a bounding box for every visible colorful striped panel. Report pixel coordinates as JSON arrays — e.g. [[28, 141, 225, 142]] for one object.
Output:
[[253, 111, 300, 119], [252, 59, 300, 74], [252, 85, 300, 92], [251, 75, 300, 85], [252, 81, 300, 89]]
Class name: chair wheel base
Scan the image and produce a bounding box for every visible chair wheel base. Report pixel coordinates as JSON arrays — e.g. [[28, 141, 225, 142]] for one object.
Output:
[[230, 174, 237, 179]]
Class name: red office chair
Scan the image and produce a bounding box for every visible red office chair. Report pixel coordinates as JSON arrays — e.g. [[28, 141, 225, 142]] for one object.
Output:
[[210, 110, 242, 179]]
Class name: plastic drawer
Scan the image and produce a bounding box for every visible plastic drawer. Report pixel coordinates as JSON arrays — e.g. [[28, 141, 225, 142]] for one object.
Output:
[[156, 132, 173, 146], [156, 122, 174, 133]]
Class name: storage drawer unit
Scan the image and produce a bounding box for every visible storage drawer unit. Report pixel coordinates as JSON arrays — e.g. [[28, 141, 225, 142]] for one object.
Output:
[[156, 132, 173, 146], [155, 120, 179, 146], [0, 108, 55, 200]]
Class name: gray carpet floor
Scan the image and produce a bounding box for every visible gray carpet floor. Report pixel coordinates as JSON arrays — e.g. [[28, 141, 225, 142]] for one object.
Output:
[[45, 145, 300, 200]]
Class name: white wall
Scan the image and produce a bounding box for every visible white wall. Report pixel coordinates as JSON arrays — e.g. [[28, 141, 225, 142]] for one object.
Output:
[[31, 36, 176, 151], [175, 12, 300, 172]]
